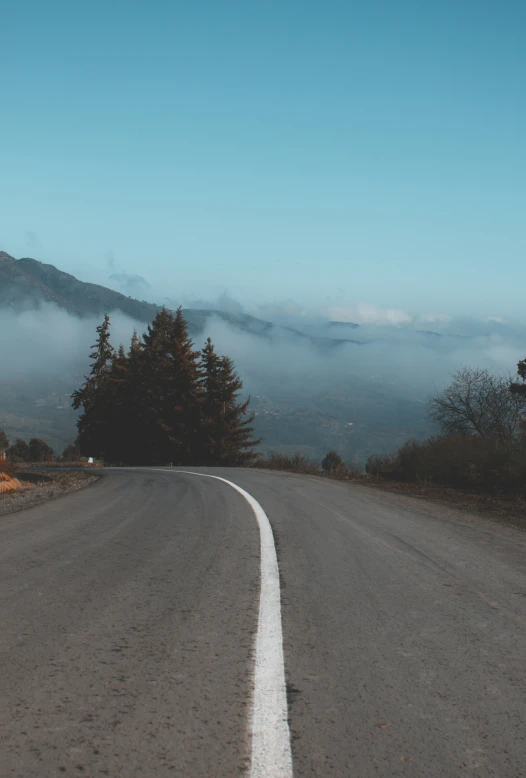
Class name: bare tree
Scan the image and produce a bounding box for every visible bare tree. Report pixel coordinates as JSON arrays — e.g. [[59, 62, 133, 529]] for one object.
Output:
[[429, 367, 525, 441]]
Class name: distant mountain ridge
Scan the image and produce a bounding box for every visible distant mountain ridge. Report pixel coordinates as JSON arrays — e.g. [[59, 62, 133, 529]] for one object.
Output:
[[0, 251, 361, 349], [0, 251, 161, 322]]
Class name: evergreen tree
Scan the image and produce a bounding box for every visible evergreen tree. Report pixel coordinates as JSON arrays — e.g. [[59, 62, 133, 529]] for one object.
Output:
[[199, 338, 260, 465], [71, 309, 260, 466], [129, 329, 142, 358], [101, 344, 131, 464], [72, 314, 116, 459], [138, 308, 202, 464], [199, 337, 223, 464], [165, 308, 204, 464], [120, 330, 145, 463]]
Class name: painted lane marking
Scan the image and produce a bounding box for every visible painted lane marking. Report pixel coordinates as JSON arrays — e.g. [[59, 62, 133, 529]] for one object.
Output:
[[154, 469, 293, 778]]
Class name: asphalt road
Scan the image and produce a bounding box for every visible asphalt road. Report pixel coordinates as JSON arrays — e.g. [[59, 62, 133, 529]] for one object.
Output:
[[1, 468, 525, 777]]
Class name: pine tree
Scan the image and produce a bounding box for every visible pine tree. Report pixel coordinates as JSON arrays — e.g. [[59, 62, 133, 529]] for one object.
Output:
[[137, 308, 175, 464], [165, 308, 204, 464], [199, 337, 223, 464], [138, 308, 202, 464], [71, 310, 260, 466], [72, 314, 116, 459], [120, 330, 145, 464], [129, 329, 142, 358], [102, 344, 131, 463], [199, 338, 260, 465]]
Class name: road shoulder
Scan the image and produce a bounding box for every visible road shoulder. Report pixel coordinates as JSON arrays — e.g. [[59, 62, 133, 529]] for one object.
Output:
[[0, 470, 99, 517]]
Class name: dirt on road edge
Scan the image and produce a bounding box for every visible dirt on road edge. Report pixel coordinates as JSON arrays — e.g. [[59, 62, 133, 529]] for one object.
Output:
[[0, 471, 99, 517]]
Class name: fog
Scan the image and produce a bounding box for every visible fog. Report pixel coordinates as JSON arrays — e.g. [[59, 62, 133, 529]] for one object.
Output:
[[199, 315, 526, 403], [0, 305, 141, 380], [2, 299, 525, 460], [2, 302, 525, 401]]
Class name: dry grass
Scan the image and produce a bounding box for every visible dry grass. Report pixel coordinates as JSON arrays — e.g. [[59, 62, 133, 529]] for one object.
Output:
[[0, 475, 22, 494], [0, 470, 98, 516], [358, 475, 526, 531]]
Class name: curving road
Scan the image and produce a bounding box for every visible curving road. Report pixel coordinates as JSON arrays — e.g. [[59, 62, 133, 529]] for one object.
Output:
[[0, 467, 525, 777]]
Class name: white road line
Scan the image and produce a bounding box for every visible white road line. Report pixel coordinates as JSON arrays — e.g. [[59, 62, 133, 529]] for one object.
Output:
[[155, 469, 293, 778]]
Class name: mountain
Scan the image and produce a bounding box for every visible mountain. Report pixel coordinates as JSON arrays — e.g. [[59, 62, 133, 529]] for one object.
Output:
[[4, 251, 524, 463], [0, 252, 361, 350], [17, 251, 526, 462], [0, 251, 161, 321], [0, 251, 432, 461]]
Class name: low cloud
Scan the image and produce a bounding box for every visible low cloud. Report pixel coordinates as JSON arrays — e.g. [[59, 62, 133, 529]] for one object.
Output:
[[2, 299, 525, 458], [256, 299, 306, 321], [417, 313, 453, 325], [167, 292, 246, 315], [327, 303, 413, 327], [109, 272, 151, 297], [0, 304, 139, 378]]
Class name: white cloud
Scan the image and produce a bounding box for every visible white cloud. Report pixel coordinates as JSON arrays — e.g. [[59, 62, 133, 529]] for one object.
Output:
[[417, 313, 453, 325], [257, 299, 305, 320], [327, 303, 413, 327]]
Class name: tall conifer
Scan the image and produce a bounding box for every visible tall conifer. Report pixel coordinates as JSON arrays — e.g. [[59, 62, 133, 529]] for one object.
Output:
[[138, 308, 202, 464], [199, 338, 260, 465], [102, 344, 130, 463], [72, 310, 260, 466], [122, 330, 145, 463], [72, 313, 115, 459]]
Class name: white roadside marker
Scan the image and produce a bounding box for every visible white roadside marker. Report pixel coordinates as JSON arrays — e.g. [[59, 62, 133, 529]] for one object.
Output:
[[157, 469, 293, 778]]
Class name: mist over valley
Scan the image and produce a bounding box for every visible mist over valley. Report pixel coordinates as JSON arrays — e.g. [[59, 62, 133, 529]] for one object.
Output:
[[1, 251, 524, 463]]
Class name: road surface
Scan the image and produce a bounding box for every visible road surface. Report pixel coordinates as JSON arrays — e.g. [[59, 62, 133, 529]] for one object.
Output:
[[1, 468, 525, 777]]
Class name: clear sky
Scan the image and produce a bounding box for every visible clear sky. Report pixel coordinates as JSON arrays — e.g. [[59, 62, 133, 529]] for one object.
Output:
[[1, 0, 525, 318]]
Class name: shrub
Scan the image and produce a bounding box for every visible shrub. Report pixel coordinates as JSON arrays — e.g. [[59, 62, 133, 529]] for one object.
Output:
[[366, 434, 526, 498], [254, 450, 363, 480], [28, 438, 54, 463], [322, 451, 344, 472], [253, 451, 320, 474], [7, 439, 30, 463]]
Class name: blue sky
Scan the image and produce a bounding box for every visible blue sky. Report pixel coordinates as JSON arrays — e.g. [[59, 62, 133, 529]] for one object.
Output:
[[1, 0, 525, 318]]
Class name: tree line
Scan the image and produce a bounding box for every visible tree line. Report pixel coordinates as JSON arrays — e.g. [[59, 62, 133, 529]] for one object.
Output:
[[0, 431, 54, 463], [72, 308, 260, 466]]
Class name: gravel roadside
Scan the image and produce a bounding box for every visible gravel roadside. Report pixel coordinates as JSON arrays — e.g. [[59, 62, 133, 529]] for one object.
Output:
[[0, 471, 99, 517]]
